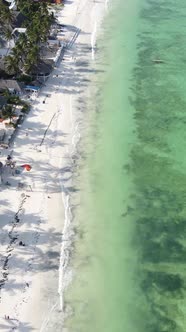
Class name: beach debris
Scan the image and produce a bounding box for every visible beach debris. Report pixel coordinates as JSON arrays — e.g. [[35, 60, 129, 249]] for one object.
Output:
[[28, 185, 33, 191], [1, 143, 8, 149], [19, 241, 25, 246], [20, 164, 32, 171], [10, 161, 16, 169], [17, 182, 25, 189], [15, 215, 20, 223]]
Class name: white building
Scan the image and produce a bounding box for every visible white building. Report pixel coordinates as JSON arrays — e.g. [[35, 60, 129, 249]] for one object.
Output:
[[5, 0, 17, 10]]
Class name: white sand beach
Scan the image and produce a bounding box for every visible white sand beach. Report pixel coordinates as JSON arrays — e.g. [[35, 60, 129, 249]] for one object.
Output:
[[0, 0, 107, 330]]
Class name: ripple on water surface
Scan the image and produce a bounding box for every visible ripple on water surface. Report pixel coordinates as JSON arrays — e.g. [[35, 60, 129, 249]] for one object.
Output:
[[64, 0, 186, 331]]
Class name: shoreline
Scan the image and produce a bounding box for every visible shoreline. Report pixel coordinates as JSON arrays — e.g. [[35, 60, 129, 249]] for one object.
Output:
[[0, 0, 108, 330], [62, 0, 142, 330]]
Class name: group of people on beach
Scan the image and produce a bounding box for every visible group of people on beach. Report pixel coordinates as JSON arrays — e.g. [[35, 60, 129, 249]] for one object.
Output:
[[5, 315, 18, 330], [1, 155, 17, 185], [6, 155, 16, 169]]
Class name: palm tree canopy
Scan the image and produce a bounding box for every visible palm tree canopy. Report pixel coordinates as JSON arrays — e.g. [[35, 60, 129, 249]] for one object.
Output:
[[2, 0, 54, 75]]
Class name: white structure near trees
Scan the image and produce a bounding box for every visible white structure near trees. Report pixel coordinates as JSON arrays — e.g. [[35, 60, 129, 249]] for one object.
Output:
[[5, 0, 17, 10]]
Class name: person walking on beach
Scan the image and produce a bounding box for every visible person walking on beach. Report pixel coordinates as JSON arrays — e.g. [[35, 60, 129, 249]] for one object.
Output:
[[29, 185, 33, 192]]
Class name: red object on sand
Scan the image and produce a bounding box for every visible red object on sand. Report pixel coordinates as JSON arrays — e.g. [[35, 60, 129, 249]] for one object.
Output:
[[20, 164, 32, 171]]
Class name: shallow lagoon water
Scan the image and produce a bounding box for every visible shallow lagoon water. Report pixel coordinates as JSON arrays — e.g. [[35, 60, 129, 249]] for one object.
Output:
[[64, 0, 186, 331]]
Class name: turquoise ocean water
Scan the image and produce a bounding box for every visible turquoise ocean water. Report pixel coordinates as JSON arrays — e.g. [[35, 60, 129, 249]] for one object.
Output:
[[64, 0, 186, 331]]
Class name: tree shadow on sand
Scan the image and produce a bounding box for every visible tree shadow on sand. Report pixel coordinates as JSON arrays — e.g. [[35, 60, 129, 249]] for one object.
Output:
[[0, 320, 35, 331]]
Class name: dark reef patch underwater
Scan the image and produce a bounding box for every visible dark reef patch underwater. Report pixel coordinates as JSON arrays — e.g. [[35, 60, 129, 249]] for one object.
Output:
[[131, 0, 186, 331], [64, 0, 186, 331]]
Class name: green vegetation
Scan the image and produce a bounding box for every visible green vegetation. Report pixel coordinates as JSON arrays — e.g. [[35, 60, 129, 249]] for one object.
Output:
[[17, 74, 32, 84], [21, 103, 29, 113], [2, 104, 16, 121], [0, 0, 14, 28], [0, 91, 29, 123], [1, 0, 55, 75]]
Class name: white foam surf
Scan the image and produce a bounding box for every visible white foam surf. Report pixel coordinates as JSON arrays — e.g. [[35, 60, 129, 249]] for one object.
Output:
[[58, 116, 81, 321], [57, 0, 111, 327], [91, 21, 97, 60], [58, 191, 72, 312]]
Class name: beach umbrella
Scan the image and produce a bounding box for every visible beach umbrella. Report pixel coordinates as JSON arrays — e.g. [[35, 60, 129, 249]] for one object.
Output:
[[20, 164, 32, 171]]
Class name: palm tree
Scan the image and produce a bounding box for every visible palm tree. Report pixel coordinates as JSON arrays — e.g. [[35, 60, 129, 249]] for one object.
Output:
[[2, 104, 16, 122], [27, 28, 39, 45], [4, 55, 19, 75], [15, 0, 31, 13], [0, 5, 14, 26], [23, 59, 33, 74], [18, 33, 27, 47], [2, 0, 54, 76], [9, 48, 21, 71], [3, 28, 13, 48], [24, 45, 39, 74], [2, 89, 11, 99]]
